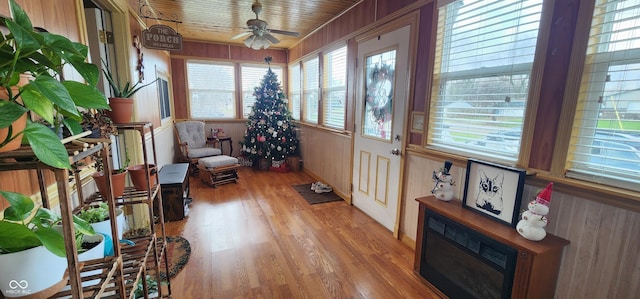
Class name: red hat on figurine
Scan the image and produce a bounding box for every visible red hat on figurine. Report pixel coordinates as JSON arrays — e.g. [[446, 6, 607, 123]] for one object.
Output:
[[535, 182, 553, 206]]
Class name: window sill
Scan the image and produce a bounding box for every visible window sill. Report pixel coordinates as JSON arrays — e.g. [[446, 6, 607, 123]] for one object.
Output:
[[406, 145, 640, 212], [534, 173, 640, 213]]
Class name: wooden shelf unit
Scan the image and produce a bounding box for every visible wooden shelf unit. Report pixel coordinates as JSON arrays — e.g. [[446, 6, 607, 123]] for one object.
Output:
[[0, 140, 127, 299], [414, 196, 570, 299], [0, 123, 170, 298]]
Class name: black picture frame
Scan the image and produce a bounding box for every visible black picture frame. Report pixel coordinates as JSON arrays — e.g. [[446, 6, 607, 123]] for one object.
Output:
[[462, 159, 526, 227]]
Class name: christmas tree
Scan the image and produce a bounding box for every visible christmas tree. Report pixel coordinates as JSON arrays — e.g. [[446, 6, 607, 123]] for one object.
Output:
[[240, 57, 299, 165]]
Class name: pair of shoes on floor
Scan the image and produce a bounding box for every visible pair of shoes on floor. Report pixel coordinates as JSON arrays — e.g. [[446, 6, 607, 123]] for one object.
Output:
[[311, 181, 332, 193]]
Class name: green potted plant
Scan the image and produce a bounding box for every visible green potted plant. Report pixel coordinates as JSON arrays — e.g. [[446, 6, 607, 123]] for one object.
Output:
[[77, 202, 125, 240], [102, 63, 158, 124], [133, 274, 159, 299], [0, 190, 95, 296], [0, 0, 110, 170]]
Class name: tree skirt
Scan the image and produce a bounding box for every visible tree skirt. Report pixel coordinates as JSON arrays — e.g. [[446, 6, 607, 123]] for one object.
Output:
[[158, 236, 191, 280], [292, 184, 343, 205]]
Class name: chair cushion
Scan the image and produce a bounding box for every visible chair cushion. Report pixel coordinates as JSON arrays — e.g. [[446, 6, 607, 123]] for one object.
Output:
[[188, 147, 222, 158], [175, 121, 207, 149], [198, 155, 239, 169]]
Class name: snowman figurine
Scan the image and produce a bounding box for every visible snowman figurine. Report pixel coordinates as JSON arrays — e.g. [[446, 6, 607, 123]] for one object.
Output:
[[516, 182, 553, 241], [432, 160, 455, 201]]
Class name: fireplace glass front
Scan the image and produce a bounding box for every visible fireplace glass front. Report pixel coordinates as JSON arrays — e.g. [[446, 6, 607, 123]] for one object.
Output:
[[419, 210, 517, 299]]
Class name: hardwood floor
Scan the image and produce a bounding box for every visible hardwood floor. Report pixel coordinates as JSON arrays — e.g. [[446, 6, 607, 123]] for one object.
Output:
[[161, 167, 442, 298]]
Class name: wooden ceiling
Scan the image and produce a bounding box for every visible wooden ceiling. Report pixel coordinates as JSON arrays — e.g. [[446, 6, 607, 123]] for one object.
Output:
[[138, 0, 361, 49]]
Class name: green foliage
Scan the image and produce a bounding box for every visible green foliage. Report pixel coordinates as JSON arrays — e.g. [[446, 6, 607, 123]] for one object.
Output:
[[77, 203, 109, 224], [133, 274, 158, 298], [0, 191, 95, 257], [0, 0, 109, 169], [102, 62, 158, 98]]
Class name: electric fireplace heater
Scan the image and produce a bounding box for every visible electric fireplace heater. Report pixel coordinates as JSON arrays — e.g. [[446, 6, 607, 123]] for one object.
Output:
[[419, 210, 518, 299]]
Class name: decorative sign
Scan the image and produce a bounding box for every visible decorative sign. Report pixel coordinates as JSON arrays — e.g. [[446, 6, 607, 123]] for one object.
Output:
[[142, 24, 182, 51]]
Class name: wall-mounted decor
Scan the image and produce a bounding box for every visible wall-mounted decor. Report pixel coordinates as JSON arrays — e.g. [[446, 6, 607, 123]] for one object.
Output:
[[142, 24, 183, 51], [462, 159, 525, 227], [411, 112, 424, 132]]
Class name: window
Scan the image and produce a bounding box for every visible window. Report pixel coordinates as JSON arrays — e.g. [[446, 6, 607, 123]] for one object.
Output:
[[289, 64, 301, 120], [428, 0, 543, 162], [323, 46, 347, 129], [157, 74, 171, 121], [241, 65, 283, 118], [186, 61, 235, 119], [567, 0, 640, 191], [303, 57, 320, 124]]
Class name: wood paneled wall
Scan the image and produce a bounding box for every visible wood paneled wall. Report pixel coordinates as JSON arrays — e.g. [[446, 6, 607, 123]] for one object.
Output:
[[401, 152, 640, 298], [297, 126, 352, 201]]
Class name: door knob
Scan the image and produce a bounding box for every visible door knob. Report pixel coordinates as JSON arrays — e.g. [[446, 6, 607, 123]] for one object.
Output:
[[391, 148, 401, 155]]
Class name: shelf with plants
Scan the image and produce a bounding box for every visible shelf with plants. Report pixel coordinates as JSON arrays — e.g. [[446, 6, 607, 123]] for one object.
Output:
[[79, 121, 170, 298], [0, 140, 127, 299]]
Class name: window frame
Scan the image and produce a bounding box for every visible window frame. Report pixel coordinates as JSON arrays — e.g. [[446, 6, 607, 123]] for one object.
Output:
[[563, 0, 640, 191], [426, 0, 545, 164], [186, 60, 237, 120], [322, 45, 348, 130]]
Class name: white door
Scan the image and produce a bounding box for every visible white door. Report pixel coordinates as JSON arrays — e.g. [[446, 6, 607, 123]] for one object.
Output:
[[352, 26, 410, 231]]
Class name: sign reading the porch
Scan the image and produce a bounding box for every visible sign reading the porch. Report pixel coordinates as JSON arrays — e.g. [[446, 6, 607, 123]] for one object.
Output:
[[142, 24, 183, 51]]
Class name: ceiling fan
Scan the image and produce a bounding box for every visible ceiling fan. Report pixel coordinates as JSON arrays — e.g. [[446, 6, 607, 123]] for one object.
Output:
[[231, 0, 300, 49]]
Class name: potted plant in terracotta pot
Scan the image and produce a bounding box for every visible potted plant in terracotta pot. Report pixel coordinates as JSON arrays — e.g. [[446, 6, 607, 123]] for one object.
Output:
[[0, 0, 110, 169], [91, 150, 129, 199], [128, 163, 157, 191], [0, 190, 95, 297], [102, 64, 158, 124]]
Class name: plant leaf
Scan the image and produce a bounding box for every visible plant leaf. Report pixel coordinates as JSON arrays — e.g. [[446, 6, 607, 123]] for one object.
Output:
[[66, 59, 100, 87], [23, 122, 71, 169], [72, 215, 95, 236], [20, 83, 54, 124], [0, 221, 41, 253], [34, 227, 66, 257], [9, 0, 33, 34], [31, 208, 61, 228], [0, 100, 27, 128], [0, 190, 34, 222], [24, 75, 79, 118], [63, 81, 109, 109], [63, 117, 83, 135]]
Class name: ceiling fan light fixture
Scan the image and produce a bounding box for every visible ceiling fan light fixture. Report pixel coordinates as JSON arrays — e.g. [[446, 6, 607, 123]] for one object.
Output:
[[243, 35, 256, 48]]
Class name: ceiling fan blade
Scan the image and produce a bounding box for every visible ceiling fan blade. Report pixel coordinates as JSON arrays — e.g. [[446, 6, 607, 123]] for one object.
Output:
[[269, 29, 300, 37], [264, 33, 280, 44], [231, 31, 252, 40]]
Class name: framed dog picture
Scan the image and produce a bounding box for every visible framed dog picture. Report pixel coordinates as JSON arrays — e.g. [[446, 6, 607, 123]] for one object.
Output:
[[462, 159, 526, 227]]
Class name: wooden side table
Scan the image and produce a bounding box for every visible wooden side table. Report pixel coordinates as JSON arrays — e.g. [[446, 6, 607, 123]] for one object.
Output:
[[208, 137, 233, 155]]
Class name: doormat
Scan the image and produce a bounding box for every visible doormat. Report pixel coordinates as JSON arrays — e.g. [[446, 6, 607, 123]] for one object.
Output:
[[292, 184, 343, 205], [158, 236, 191, 280]]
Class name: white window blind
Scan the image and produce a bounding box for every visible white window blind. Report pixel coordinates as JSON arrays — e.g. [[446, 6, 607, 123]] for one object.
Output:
[[567, 0, 640, 191], [428, 0, 543, 162], [288, 64, 301, 120], [303, 57, 319, 124], [241, 65, 283, 118], [323, 46, 347, 129], [187, 61, 235, 118]]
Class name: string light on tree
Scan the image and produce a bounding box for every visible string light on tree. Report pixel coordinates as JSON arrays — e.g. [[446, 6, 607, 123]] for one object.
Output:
[[240, 56, 299, 166]]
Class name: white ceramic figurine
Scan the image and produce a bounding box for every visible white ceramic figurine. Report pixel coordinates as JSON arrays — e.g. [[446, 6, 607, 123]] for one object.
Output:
[[517, 182, 553, 241]]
